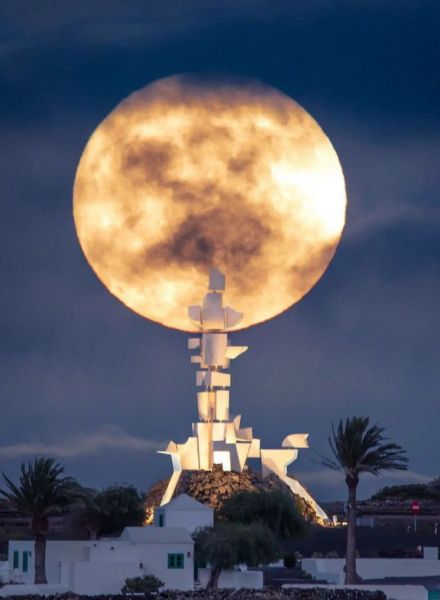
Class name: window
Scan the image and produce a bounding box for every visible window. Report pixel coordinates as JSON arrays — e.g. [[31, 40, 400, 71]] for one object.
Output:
[[159, 513, 164, 527], [168, 553, 184, 569], [13, 551, 19, 569], [23, 551, 29, 573]]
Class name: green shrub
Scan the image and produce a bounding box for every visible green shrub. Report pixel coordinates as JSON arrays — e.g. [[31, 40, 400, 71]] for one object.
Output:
[[121, 574, 164, 594]]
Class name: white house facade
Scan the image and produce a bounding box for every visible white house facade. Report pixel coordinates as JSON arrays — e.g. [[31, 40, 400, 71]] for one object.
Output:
[[153, 493, 214, 533], [4, 492, 265, 594], [7, 526, 194, 594]]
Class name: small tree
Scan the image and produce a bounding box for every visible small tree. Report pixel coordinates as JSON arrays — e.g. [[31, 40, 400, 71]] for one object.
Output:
[[219, 489, 307, 539], [195, 523, 237, 589], [195, 521, 278, 589], [80, 485, 145, 537], [323, 417, 408, 584], [1, 458, 85, 583]]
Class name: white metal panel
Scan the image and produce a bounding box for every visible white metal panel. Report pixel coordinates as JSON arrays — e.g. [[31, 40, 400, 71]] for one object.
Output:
[[188, 306, 202, 327], [194, 422, 213, 470], [188, 338, 200, 349], [209, 268, 225, 291], [197, 391, 210, 421], [215, 389, 229, 420], [196, 371, 207, 386], [228, 445, 241, 472], [248, 437, 261, 458], [281, 475, 328, 522], [225, 306, 243, 329], [236, 442, 251, 471], [202, 292, 224, 329], [198, 371, 230, 388], [282, 433, 309, 448], [211, 371, 231, 387], [177, 437, 199, 470], [225, 345, 248, 359], [225, 422, 236, 444], [260, 449, 297, 478], [212, 422, 226, 441], [236, 427, 253, 441], [202, 333, 228, 366], [159, 441, 178, 454]]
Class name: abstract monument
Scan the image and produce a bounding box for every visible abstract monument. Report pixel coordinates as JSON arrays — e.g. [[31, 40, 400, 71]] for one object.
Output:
[[159, 267, 328, 522], [73, 76, 347, 525]]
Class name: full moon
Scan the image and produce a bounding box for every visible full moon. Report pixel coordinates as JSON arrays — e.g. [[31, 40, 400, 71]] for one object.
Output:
[[73, 75, 346, 331]]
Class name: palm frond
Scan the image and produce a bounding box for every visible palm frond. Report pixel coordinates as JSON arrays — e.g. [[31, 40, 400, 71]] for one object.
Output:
[[0, 457, 85, 522], [323, 416, 408, 479]]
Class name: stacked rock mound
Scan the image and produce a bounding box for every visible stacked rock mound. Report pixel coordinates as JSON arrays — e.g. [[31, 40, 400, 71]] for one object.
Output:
[[145, 465, 317, 524]]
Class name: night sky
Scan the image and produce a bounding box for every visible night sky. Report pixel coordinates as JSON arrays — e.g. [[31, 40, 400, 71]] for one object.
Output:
[[1, 1, 439, 502]]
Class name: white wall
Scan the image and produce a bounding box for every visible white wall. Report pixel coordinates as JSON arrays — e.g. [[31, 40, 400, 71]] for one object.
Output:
[[302, 557, 440, 584], [156, 508, 213, 534], [198, 568, 263, 589], [9, 540, 92, 585], [62, 561, 142, 595], [424, 547, 438, 560], [8, 541, 34, 583], [88, 540, 194, 590], [89, 541, 136, 561], [45, 541, 91, 584], [138, 543, 193, 590], [0, 562, 10, 584], [8, 539, 194, 591]]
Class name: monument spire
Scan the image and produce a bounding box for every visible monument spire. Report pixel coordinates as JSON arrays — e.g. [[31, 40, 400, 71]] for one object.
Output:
[[158, 269, 328, 522]]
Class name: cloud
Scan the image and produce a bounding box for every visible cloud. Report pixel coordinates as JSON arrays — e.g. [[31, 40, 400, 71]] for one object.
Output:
[[1, 0, 331, 41], [0, 427, 162, 459], [296, 469, 433, 488], [293, 468, 434, 500]]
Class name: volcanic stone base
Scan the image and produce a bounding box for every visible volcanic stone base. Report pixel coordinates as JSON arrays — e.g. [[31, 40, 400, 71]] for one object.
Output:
[[145, 465, 317, 523]]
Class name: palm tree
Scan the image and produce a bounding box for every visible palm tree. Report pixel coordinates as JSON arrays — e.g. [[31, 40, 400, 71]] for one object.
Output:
[[323, 417, 408, 584], [1, 457, 85, 583]]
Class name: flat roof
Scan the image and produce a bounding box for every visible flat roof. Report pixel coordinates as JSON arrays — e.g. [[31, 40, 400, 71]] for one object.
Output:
[[120, 526, 192, 544], [161, 493, 213, 512]]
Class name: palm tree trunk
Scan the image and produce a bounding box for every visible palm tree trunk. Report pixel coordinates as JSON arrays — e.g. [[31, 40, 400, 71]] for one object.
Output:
[[344, 476, 361, 585], [34, 534, 47, 584]]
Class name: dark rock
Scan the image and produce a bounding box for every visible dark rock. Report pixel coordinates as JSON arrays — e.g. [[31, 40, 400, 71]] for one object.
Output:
[[144, 467, 318, 524]]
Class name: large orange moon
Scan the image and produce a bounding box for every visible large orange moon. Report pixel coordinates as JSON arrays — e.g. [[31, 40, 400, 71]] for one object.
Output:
[[73, 75, 346, 331]]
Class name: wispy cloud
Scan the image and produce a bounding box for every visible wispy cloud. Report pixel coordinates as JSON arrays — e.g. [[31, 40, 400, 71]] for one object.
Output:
[[295, 469, 433, 488], [0, 427, 162, 459]]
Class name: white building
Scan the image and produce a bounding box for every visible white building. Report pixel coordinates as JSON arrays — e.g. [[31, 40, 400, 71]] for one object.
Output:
[[154, 493, 214, 533], [3, 492, 264, 594], [301, 551, 440, 585], [6, 525, 194, 594]]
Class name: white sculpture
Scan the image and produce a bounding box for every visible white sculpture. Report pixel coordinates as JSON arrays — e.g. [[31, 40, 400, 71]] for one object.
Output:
[[159, 268, 328, 522]]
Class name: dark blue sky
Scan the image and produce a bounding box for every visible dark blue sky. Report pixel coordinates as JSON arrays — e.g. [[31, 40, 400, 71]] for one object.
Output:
[[1, 0, 439, 501]]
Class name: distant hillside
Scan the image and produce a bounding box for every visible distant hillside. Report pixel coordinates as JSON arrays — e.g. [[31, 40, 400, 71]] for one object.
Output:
[[372, 479, 440, 502], [322, 478, 440, 517], [358, 478, 440, 515]]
